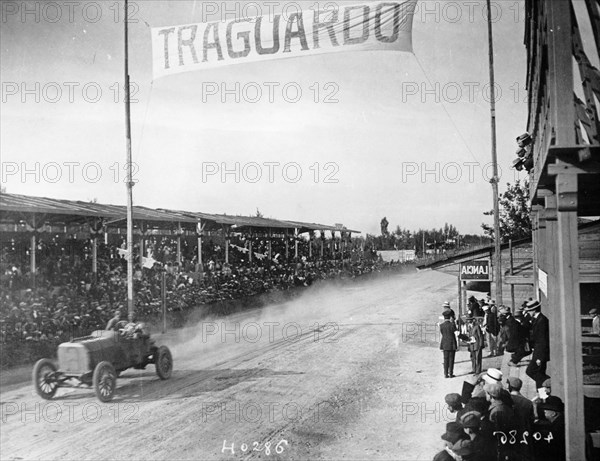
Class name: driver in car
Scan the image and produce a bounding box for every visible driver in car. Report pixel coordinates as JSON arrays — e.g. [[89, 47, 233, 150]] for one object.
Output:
[[106, 310, 123, 331]]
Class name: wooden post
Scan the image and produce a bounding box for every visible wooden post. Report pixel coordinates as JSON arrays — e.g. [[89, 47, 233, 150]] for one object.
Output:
[[197, 223, 203, 271], [176, 223, 182, 266], [92, 236, 98, 276], [531, 209, 540, 295], [225, 235, 229, 264], [285, 230, 289, 260], [546, 0, 584, 455], [309, 231, 313, 259], [462, 281, 467, 319], [509, 239, 514, 310], [542, 200, 561, 390], [320, 232, 324, 258], [556, 171, 585, 457], [331, 231, 336, 260], [30, 233, 36, 288], [294, 228, 298, 259], [139, 234, 144, 269], [268, 228, 272, 261], [249, 238, 253, 264], [457, 276, 462, 318], [161, 270, 167, 334]]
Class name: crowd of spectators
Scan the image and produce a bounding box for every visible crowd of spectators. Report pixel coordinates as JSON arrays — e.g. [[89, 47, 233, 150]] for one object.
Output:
[[435, 296, 566, 460], [0, 235, 399, 362], [435, 369, 564, 461]]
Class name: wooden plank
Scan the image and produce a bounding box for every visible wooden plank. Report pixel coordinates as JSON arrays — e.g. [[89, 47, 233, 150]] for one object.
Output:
[[532, 210, 540, 294], [556, 181, 586, 459], [583, 385, 600, 399], [581, 274, 600, 283], [546, 215, 562, 392], [580, 260, 600, 276], [504, 275, 535, 285]]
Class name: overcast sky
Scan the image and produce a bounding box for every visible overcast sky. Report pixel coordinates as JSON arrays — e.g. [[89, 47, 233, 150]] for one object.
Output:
[[1, 0, 534, 235]]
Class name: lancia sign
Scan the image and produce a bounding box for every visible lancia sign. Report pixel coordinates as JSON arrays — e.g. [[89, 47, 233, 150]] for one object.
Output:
[[460, 260, 491, 281]]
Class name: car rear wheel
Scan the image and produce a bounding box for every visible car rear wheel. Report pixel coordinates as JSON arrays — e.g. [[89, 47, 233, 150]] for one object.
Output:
[[33, 358, 59, 400], [155, 346, 173, 380], [93, 361, 117, 402]]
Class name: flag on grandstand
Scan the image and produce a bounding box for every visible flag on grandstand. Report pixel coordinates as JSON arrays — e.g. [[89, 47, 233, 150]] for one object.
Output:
[[117, 248, 158, 269], [151, 0, 417, 79]]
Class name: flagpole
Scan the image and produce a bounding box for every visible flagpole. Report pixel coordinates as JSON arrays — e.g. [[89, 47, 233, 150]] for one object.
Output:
[[486, 0, 502, 305], [124, 0, 135, 321]]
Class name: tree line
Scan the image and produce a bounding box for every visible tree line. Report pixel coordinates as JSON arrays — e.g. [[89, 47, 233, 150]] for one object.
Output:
[[366, 180, 532, 252]]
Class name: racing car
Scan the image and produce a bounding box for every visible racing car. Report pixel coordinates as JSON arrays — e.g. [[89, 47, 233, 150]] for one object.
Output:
[[32, 322, 173, 402]]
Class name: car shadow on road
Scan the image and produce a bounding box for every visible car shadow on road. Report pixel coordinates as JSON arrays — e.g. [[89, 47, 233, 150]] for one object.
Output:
[[57, 368, 304, 402]]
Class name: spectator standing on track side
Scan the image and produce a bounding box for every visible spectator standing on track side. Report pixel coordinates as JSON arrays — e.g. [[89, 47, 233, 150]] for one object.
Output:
[[464, 312, 484, 375], [440, 310, 457, 378], [442, 301, 456, 322], [532, 378, 552, 421], [506, 377, 534, 433], [509, 307, 531, 366], [444, 393, 466, 422], [448, 411, 493, 461], [498, 306, 519, 358], [483, 301, 500, 357], [467, 295, 484, 318], [532, 396, 566, 461], [524, 299, 550, 388]]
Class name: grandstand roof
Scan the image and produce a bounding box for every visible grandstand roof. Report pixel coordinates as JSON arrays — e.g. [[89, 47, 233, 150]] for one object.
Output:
[[0, 193, 359, 234]]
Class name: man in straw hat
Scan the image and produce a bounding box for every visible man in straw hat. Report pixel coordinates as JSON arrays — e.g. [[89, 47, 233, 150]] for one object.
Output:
[[441, 301, 456, 322], [439, 310, 457, 378], [523, 299, 550, 388]]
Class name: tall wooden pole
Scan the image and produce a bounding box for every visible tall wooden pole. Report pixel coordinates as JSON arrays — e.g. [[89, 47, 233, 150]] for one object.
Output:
[[197, 220, 203, 272], [92, 236, 98, 276], [125, 0, 134, 321], [294, 228, 298, 259], [161, 271, 166, 334], [486, 0, 502, 305], [176, 223, 182, 265]]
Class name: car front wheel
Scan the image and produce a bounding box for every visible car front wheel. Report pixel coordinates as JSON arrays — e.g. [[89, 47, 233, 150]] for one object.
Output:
[[93, 361, 117, 402], [33, 358, 59, 400]]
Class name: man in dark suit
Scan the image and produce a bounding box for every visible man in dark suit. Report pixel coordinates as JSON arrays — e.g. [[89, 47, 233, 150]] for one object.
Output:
[[532, 396, 565, 461], [524, 299, 550, 388], [509, 307, 531, 366], [506, 377, 534, 432], [499, 306, 519, 354], [439, 310, 457, 378]]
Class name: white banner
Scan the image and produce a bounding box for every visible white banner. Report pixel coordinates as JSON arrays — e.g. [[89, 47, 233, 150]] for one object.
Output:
[[151, 1, 417, 79], [377, 249, 416, 263]]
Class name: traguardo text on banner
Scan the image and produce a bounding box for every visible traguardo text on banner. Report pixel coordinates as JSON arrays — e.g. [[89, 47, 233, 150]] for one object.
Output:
[[151, 1, 418, 79]]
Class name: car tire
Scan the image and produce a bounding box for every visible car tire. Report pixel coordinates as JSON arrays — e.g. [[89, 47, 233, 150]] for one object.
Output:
[[93, 361, 117, 402], [155, 346, 173, 380], [33, 358, 59, 400]]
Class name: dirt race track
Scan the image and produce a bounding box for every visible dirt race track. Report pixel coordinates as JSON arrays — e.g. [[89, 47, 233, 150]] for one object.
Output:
[[1, 269, 463, 461]]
